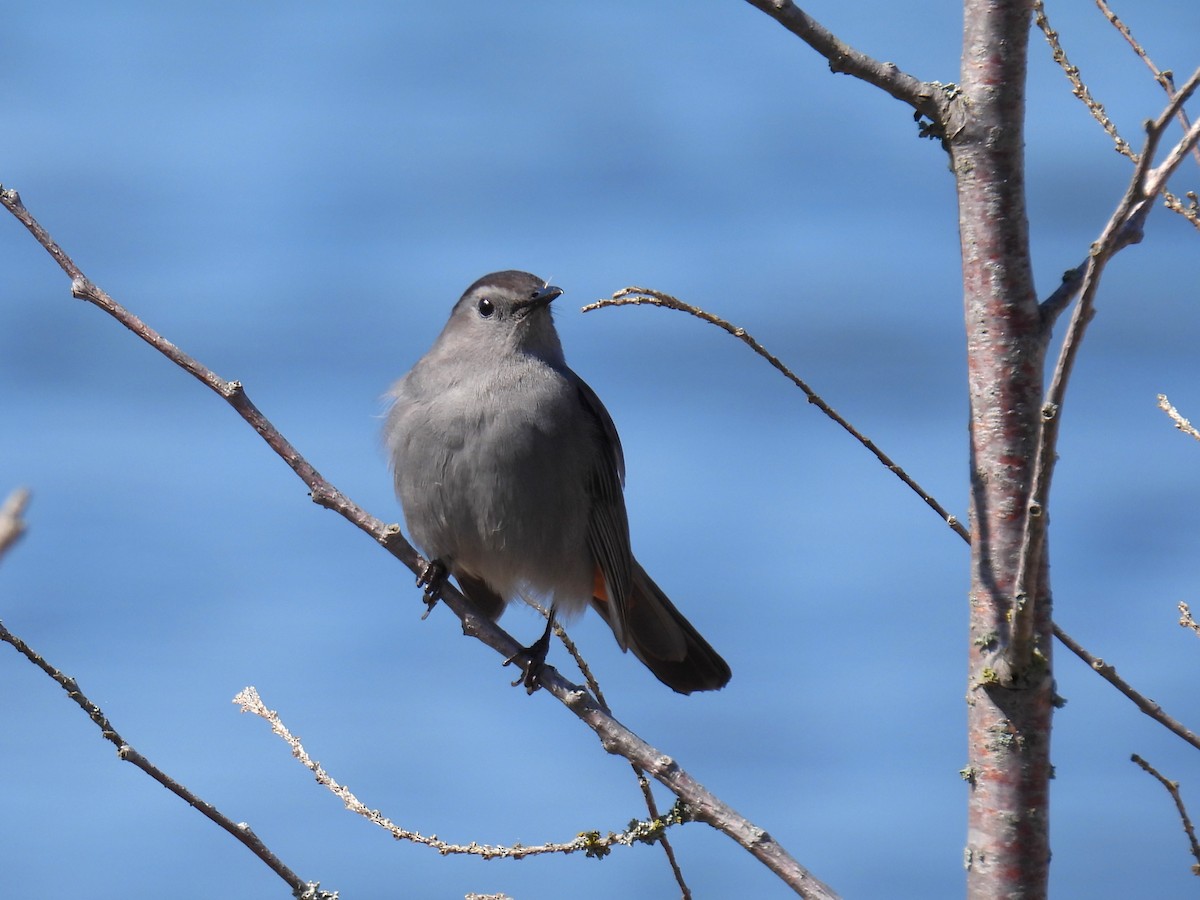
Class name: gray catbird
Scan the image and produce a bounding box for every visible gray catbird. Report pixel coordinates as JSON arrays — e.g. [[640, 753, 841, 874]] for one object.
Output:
[[385, 270, 731, 694]]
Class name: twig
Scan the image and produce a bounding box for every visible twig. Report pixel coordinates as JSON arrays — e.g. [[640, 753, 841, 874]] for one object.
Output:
[[1038, 265, 1088, 328], [3, 489, 331, 897], [1053, 626, 1200, 752], [1033, 1, 1134, 160], [557, 626, 689, 896], [1169, 486, 1200, 644], [0, 487, 30, 562], [738, 0, 956, 136], [1096, 0, 1200, 169], [1011, 66, 1200, 672], [1131, 754, 1200, 874], [584, 286, 1200, 752], [531, 607, 689, 894], [0, 186, 835, 899], [1034, 0, 1200, 230], [234, 687, 694, 861], [1179, 603, 1200, 639], [526, 602, 689, 894], [583, 288, 969, 542], [0, 621, 334, 899], [1158, 394, 1200, 442], [630, 768, 691, 900], [1145, 101, 1200, 199]]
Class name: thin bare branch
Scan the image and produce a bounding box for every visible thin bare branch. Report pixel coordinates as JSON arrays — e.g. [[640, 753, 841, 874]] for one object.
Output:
[[1159, 394, 1200, 442], [0, 621, 334, 898], [630, 767, 692, 899], [0, 186, 834, 899], [1180, 603, 1200, 638], [1013, 67, 1200, 672], [235, 687, 692, 863], [1038, 265, 1088, 329], [1145, 110, 1200, 197], [0, 488, 30, 563], [1131, 754, 1200, 874], [583, 289, 968, 542], [1161, 189, 1200, 230], [1053, 626, 1200, 752], [529, 602, 690, 894], [1041, 71, 1200, 332], [1034, 0, 1200, 230], [584, 287, 1200, 762], [1140, 90, 1200, 229], [1033, 1, 1134, 159], [738, 0, 956, 135], [1096, 0, 1200, 169]]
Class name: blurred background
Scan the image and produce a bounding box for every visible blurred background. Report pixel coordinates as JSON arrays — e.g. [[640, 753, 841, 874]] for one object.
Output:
[[3, 2, 1200, 897]]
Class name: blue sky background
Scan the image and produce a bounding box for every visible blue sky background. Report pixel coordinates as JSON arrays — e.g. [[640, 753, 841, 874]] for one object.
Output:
[[4, 2, 1200, 898]]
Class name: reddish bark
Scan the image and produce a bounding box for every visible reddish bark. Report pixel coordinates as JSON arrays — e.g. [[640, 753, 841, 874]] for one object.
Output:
[[955, 2, 1054, 897]]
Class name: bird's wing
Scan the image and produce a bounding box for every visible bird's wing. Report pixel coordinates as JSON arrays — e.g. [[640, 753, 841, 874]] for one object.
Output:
[[570, 374, 634, 648]]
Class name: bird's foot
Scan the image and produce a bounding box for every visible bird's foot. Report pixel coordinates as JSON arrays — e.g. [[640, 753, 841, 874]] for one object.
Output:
[[503, 612, 555, 694], [416, 559, 448, 620]]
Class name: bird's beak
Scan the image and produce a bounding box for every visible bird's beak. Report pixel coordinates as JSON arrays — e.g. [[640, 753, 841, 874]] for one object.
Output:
[[530, 284, 564, 308]]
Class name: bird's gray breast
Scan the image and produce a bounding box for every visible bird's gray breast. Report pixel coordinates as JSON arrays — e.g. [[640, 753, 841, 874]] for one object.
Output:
[[388, 354, 598, 611]]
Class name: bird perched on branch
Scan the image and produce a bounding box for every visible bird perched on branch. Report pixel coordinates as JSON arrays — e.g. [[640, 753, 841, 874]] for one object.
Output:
[[385, 270, 731, 694]]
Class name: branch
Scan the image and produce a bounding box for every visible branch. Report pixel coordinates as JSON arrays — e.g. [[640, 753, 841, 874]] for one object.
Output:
[[0, 619, 335, 899], [1145, 104, 1200, 198], [583, 288, 968, 541], [1096, 0, 1200, 170], [1131, 754, 1200, 875], [1037, 264, 1088, 328], [1012, 66, 1200, 670], [0, 186, 836, 899], [629, 766, 691, 898], [235, 687, 695, 863], [0, 487, 30, 563], [585, 287, 1200, 755], [739, 0, 956, 134], [1053, 625, 1200, 752], [0, 183, 571, 677], [1034, 0, 1200, 230], [517, 602, 691, 894], [1180, 603, 1200, 639], [1158, 394, 1200, 443], [1033, 1, 1134, 161]]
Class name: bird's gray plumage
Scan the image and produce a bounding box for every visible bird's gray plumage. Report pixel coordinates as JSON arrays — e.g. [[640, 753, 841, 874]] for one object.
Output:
[[385, 270, 730, 693]]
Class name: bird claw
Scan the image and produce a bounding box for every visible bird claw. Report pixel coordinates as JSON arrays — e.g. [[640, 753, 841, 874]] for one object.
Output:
[[504, 629, 553, 694], [416, 559, 447, 619]]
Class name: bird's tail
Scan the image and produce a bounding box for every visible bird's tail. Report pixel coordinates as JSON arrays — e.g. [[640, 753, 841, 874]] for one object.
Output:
[[591, 559, 731, 694]]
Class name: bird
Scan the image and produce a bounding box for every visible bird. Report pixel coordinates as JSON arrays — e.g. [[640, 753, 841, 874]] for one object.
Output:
[[384, 270, 730, 694]]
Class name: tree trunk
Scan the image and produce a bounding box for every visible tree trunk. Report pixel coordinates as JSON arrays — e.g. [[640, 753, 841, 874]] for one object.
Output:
[[955, 1, 1055, 896]]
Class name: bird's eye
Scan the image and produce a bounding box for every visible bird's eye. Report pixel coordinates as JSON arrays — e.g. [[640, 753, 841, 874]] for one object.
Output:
[[477, 297, 494, 318]]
